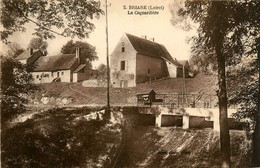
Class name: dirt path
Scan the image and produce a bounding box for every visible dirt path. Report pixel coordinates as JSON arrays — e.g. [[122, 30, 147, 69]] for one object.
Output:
[[69, 84, 107, 104], [69, 84, 89, 97]]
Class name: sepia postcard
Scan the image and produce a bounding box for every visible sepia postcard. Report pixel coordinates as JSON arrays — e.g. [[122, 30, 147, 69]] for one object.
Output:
[[1, 0, 259, 167]]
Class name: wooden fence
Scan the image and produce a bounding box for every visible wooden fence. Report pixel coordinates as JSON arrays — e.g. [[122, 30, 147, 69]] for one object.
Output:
[[136, 93, 218, 108]]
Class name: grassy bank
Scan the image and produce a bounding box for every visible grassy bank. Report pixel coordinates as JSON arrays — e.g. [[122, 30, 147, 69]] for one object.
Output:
[[115, 127, 251, 168], [29, 74, 217, 106], [1, 107, 122, 168], [1, 106, 251, 168]]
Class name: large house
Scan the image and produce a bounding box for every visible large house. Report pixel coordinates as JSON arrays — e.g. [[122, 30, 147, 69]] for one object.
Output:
[[110, 33, 185, 88], [16, 48, 91, 84]]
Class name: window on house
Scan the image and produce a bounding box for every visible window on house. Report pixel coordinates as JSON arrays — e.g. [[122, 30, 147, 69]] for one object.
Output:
[[122, 42, 125, 52], [148, 68, 150, 74], [51, 72, 54, 77], [120, 61, 125, 70], [120, 80, 128, 88], [61, 72, 64, 75], [36, 75, 39, 78]]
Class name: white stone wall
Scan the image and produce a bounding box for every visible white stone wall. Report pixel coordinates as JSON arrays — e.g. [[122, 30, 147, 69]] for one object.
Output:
[[165, 61, 177, 78], [136, 54, 165, 84], [146, 106, 237, 131], [110, 34, 137, 87], [60, 70, 71, 82], [73, 73, 78, 83], [32, 70, 71, 84]]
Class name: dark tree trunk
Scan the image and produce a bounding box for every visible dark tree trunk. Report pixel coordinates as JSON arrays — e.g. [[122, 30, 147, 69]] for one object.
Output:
[[252, 37, 260, 167], [216, 43, 231, 168]]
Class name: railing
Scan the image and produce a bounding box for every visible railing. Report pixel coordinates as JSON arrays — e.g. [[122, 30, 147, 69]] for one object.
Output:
[[136, 93, 218, 108]]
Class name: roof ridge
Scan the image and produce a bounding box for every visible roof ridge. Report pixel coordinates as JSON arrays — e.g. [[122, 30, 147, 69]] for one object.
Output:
[[45, 53, 75, 57], [125, 33, 182, 67], [125, 33, 161, 45]]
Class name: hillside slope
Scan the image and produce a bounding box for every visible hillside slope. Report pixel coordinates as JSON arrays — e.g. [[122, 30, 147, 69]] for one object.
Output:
[[115, 127, 251, 168], [30, 74, 217, 106]]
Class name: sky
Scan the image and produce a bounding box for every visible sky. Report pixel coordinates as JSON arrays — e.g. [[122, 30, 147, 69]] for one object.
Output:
[[1, 0, 196, 69]]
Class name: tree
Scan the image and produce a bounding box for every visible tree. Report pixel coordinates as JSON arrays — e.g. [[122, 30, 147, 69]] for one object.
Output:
[[61, 40, 98, 63], [97, 63, 107, 79], [172, 0, 259, 167], [28, 37, 48, 51], [227, 55, 258, 121], [6, 42, 25, 58], [1, 0, 103, 43], [1, 56, 36, 124], [0, 0, 103, 123], [253, 37, 260, 167], [189, 53, 217, 75]]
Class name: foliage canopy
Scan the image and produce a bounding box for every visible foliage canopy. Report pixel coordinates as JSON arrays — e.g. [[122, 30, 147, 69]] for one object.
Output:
[[172, 0, 259, 166], [28, 37, 48, 51], [1, 0, 103, 43], [1, 57, 37, 122], [61, 40, 98, 63]]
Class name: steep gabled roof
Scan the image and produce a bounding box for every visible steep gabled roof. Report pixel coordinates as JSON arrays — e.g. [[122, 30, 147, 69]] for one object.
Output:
[[16, 50, 43, 60], [33, 54, 77, 72], [16, 50, 31, 60], [126, 33, 182, 67]]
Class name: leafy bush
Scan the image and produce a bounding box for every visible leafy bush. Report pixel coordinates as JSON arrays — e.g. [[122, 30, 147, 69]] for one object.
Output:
[[1, 107, 121, 168], [1, 57, 37, 123]]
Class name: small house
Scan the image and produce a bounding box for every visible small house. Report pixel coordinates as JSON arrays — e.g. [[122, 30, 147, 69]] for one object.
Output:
[[16, 47, 91, 84]]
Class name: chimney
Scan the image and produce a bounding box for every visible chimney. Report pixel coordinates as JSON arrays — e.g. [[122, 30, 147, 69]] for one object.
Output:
[[76, 47, 80, 64], [28, 48, 33, 57]]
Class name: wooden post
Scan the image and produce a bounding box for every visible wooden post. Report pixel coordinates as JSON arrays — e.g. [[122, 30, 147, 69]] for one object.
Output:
[[209, 95, 212, 108], [193, 94, 196, 108], [177, 94, 179, 108], [182, 64, 185, 107], [105, 0, 110, 108]]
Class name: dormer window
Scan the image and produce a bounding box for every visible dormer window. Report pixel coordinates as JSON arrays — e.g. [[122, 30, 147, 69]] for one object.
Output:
[[121, 42, 125, 52]]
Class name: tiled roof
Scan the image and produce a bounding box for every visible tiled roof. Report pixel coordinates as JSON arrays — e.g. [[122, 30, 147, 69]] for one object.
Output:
[[126, 33, 182, 67], [16, 50, 43, 60], [33, 54, 77, 72], [16, 50, 31, 60]]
